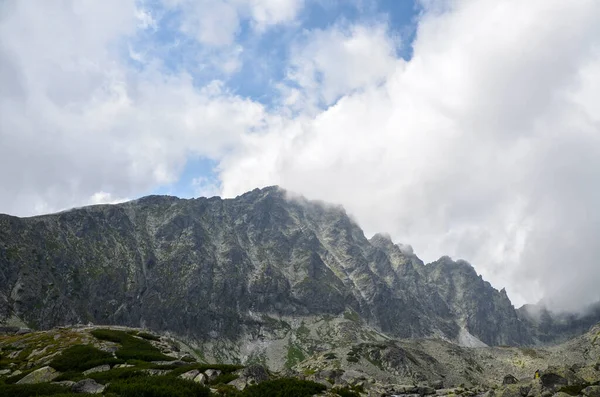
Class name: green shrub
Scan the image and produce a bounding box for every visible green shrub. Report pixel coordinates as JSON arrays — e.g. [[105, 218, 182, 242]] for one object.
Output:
[[91, 329, 174, 362], [50, 344, 123, 372], [324, 352, 337, 360], [242, 378, 326, 397], [88, 367, 147, 384], [346, 356, 359, 363], [106, 375, 210, 397], [0, 382, 73, 397], [210, 373, 239, 385], [137, 332, 161, 341], [167, 363, 244, 378]]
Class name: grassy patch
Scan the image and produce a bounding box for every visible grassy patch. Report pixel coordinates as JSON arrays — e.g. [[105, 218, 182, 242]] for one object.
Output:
[[242, 378, 326, 397], [343, 310, 360, 323], [296, 324, 310, 339], [137, 332, 161, 342], [91, 329, 174, 362], [50, 344, 123, 372], [107, 375, 211, 397], [285, 344, 305, 368]]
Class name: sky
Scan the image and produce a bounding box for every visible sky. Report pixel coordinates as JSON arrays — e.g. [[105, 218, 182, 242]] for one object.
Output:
[[1, 0, 600, 312]]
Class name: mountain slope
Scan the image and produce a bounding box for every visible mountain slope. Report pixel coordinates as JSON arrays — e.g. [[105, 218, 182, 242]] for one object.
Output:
[[0, 186, 588, 364]]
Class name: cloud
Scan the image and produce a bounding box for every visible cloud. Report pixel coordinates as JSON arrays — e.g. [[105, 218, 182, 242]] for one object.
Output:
[[284, 22, 399, 108], [219, 0, 600, 311], [0, 1, 265, 215], [164, 0, 304, 46]]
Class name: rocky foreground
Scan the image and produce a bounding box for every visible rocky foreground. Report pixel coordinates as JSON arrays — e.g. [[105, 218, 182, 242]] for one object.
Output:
[[1, 322, 598, 397]]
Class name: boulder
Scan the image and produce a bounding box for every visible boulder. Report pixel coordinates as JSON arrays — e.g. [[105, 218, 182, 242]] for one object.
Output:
[[431, 380, 445, 390], [142, 369, 170, 376], [0, 369, 11, 376], [500, 384, 531, 397], [583, 386, 600, 397], [241, 364, 269, 383], [179, 369, 200, 381], [228, 376, 247, 390], [539, 367, 584, 391], [72, 378, 105, 394], [194, 373, 208, 385], [418, 386, 437, 395], [114, 364, 135, 368], [83, 364, 110, 375], [16, 366, 59, 384], [204, 368, 222, 381], [503, 375, 519, 385]]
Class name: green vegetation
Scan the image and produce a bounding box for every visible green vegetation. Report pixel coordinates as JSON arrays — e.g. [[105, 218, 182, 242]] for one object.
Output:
[[107, 375, 211, 397], [332, 385, 362, 397], [324, 352, 337, 360], [295, 323, 310, 338], [285, 344, 305, 368], [210, 373, 239, 385], [242, 378, 326, 397], [343, 310, 360, 323], [167, 363, 243, 378], [0, 383, 74, 397], [91, 329, 174, 362], [137, 332, 161, 342], [50, 344, 123, 372]]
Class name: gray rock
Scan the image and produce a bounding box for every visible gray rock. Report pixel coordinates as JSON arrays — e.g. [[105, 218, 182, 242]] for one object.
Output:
[[204, 368, 222, 381], [72, 378, 106, 394], [114, 364, 135, 368], [583, 386, 600, 397], [83, 364, 110, 375], [418, 386, 436, 396], [143, 369, 171, 376], [16, 366, 59, 384], [194, 373, 208, 385], [0, 369, 11, 376], [242, 364, 269, 383], [228, 376, 247, 390], [179, 369, 200, 380], [503, 375, 519, 385]]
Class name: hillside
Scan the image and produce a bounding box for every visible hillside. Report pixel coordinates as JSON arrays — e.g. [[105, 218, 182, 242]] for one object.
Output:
[[0, 324, 599, 396], [1, 186, 598, 370]]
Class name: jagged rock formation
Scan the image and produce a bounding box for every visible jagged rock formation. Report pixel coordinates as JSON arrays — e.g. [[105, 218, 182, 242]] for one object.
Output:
[[0, 186, 597, 365]]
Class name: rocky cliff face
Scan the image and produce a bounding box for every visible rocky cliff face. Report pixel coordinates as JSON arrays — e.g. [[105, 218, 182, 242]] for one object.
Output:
[[0, 186, 591, 362]]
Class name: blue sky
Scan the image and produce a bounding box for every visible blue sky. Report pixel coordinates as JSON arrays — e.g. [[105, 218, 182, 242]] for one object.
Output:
[[145, 0, 421, 198]]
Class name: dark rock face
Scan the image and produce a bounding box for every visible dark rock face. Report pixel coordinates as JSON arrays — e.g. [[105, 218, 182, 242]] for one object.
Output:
[[0, 186, 583, 346]]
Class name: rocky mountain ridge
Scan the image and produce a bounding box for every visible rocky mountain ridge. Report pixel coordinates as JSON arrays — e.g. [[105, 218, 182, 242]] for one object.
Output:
[[0, 186, 598, 369]]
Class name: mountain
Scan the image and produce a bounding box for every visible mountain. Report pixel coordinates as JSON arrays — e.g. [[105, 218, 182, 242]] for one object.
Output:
[[0, 186, 597, 368]]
